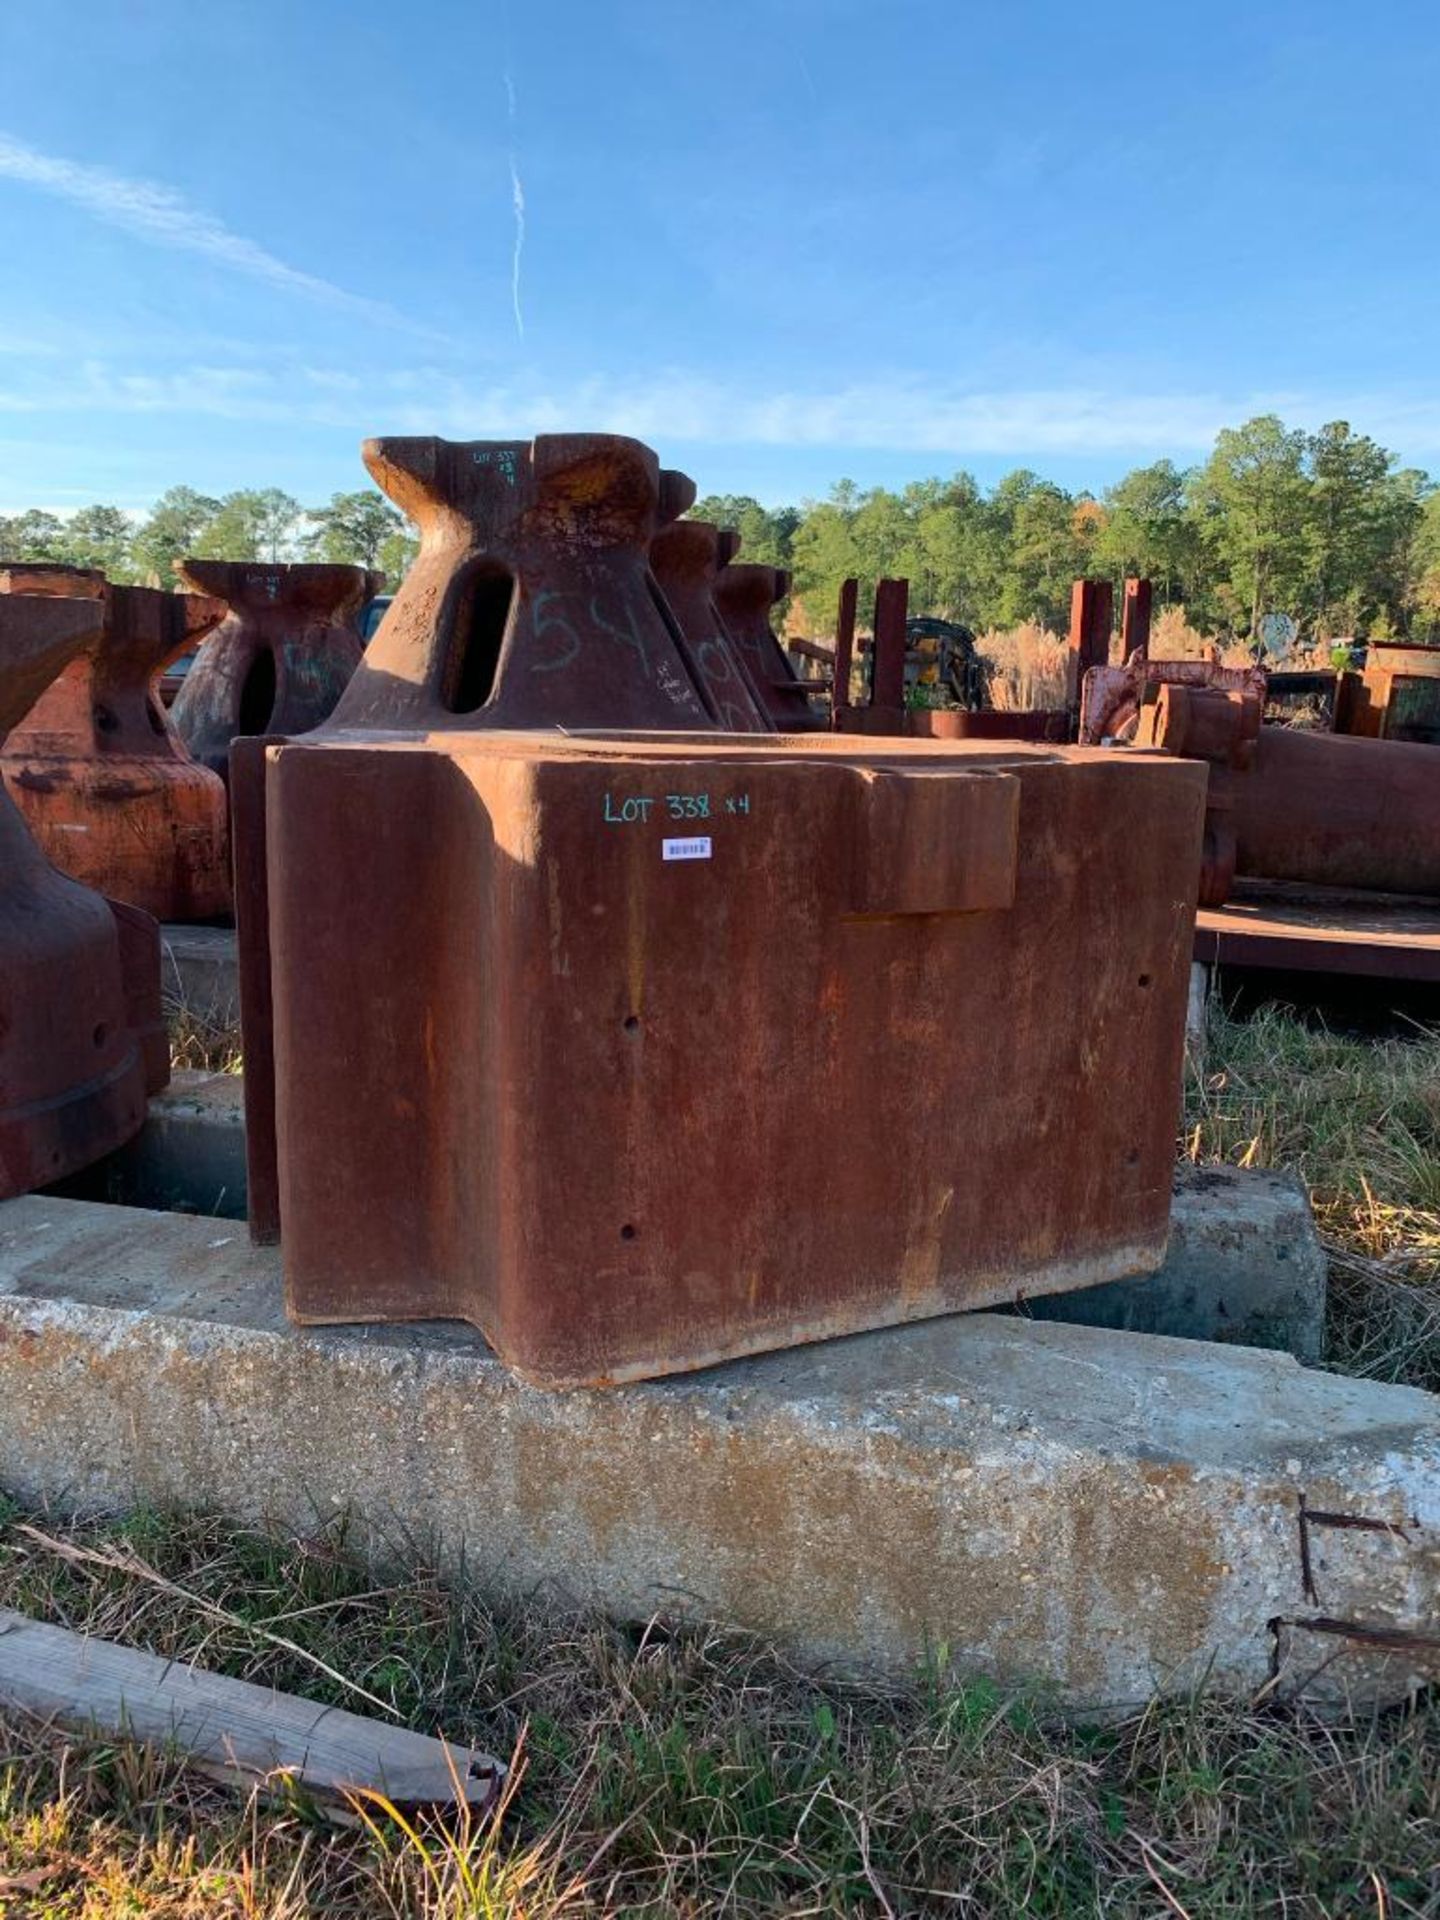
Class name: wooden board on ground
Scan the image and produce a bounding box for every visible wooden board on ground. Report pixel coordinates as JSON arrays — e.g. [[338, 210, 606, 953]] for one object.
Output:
[[0, 1607, 503, 1812]]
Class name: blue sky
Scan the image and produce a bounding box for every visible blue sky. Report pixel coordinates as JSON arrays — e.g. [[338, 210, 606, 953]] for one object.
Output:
[[1, 0, 1437, 514]]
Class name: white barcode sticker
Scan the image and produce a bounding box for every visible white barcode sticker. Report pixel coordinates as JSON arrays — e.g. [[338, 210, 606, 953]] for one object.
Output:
[[662, 835, 712, 862]]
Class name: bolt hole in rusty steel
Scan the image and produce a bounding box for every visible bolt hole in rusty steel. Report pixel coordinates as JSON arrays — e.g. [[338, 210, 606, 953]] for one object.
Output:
[[235, 432, 1213, 1388], [1138, 973, 1153, 988], [92, 1024, 108, 1049]]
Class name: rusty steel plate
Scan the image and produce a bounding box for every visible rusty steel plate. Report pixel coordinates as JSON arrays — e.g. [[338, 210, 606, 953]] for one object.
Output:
[[1195, 883, 1440, 983], [244, 727, 1206, 1387], [171, 561, 376, 784], [2, 580, 231, 921], [0, 591, 165, 1199]]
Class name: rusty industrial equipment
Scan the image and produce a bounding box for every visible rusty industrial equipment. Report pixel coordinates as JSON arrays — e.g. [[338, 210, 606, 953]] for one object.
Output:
[[328, 435, 726, 732], [648, 521, 772, 731], [241, 725, 1206, 1386], [2, 572, 231, 921], [712, 561, 824, 729], [1079, 651, 1267, 747], [170, 561, 378, 782], [1135, 681, 1440, 906], [1334, 641, 1440, 743], [0, 588, 168, 1200], [232, 433, 1209, 1387]]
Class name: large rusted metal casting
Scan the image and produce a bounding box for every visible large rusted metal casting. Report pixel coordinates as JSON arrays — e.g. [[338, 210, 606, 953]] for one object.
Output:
[[234, 429, 1208, 1384], [1135, 682, 1440, 906], [171, 561, 376, 782], [648, 521, 772, 731], [329, 435, 723, 733], [712, 561, 824, 730], [2, 572, 231, 920], [1335, 642, 1440, 744], [0, 589, 167, 1200]]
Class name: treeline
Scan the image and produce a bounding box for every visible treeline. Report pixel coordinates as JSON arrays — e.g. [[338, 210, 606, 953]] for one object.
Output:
[[0, 487, 416, 588], [698, 416, 1440, 643], [5, 416, 1439, 642]]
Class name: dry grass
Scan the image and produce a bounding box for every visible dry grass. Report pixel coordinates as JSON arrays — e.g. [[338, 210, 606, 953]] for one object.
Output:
[[976, 622, 1069, 711], [0, 1504, 1436, 1918], [1185, 1002, 1440, 1390]]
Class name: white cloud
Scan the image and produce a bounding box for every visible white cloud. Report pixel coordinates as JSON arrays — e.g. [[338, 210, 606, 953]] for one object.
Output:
[[2, 349, 1440, 465], [0, 131, 430, 335]]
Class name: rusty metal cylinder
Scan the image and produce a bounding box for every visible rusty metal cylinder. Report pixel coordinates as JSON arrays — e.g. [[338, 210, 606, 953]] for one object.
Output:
[[1139, 682, 1440, 899], [3, 574, 231, 920], [171, 561, 374, 783], [0, 590, 166, 1199]]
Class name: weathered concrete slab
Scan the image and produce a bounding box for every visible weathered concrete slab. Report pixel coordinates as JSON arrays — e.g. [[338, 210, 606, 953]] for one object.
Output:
[[0, 1196, 1432, 1713], [47, 1072, 245, 1218], [50, 1080, 1327, 1358], [160, 924, 239, 1030], [1025, 1164, 1326, 1363]]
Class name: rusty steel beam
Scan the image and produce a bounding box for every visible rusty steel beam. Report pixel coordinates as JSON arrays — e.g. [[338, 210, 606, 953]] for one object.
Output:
[[712, 560, 824, 730], [1067, 579, 1114, 705], [869, 577, 909, 716], [648, 521, 772, 731], [0, 589, 167, 1200], [329, 435, 719, 733], [831, 577, 858, 716], [1121, 578, 1152, 659], [171, 562, 377, 785], [2, 575, 230, 921]]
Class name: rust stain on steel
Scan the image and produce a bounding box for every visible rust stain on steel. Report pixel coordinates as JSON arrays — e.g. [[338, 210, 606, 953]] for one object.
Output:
[[648, 521, 773, 731], [0, 590, 167, 1200], [1137, 682, 1440, 905], [2, 573, 230, 921], [171, 561, 377, 785], [332, 435, 722, 733], [712, 560, 824, 730]]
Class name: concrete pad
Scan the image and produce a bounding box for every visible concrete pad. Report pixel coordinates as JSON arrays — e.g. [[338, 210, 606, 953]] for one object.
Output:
[[1025, 1165, 1326, 1363], [160, 924, 239, 1030], [47, 1072, 245, 1219], [0, 1195, 1433, 1713]]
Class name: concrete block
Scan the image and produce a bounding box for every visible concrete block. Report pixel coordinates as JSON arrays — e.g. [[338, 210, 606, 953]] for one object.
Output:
[[0, 1196, 1433, 1714], [1025, 1165, 1326, 1363], [160, 924, 239, 1031], [47, 1072, 245, 1219]]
